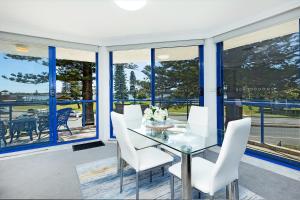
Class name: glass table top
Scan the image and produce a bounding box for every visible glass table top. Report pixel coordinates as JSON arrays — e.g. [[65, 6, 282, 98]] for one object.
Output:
[[128, 119, 219, 154]]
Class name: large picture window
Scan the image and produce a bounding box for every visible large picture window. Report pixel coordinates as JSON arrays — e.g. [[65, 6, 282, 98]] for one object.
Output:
[[110, 45, 203, 138], [0, 41, 98, 153], [223, 19, 300, 161], [112, 49, 151, 114], [155, 46, 201, 121], [0, 41, 50, 149]]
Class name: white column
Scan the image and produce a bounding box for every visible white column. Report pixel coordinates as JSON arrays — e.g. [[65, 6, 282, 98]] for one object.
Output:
[[98, 46, 111, 141], [204, 38, 217, 144]]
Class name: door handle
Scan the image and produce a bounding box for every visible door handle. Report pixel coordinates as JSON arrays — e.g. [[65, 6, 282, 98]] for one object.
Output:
[[50, 88, 56, 97]]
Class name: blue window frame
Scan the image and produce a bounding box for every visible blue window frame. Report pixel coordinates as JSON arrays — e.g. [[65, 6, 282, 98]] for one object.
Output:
[[0, 45, 99, 154], [109, 45, 204, 139]]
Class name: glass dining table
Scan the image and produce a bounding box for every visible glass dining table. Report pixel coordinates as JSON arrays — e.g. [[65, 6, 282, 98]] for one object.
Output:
[[127, 119, 218, 200]]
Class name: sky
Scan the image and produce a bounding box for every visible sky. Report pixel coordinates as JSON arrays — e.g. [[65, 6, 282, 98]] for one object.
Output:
[[0, 54, 49, 93]]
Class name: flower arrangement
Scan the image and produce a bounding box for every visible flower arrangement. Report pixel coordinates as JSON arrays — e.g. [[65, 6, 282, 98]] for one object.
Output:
[[144, 106, 168, 122]]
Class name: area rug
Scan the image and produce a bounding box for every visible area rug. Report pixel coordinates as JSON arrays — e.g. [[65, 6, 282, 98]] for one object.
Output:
[[76, 157, 263, 199]]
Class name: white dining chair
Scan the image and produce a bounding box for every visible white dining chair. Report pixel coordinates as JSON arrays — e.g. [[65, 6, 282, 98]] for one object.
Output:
[[111, 112, 174, 200], [162, 106, 209, 157], [168, 118, 251, 200], [123, 104, 158, 149]]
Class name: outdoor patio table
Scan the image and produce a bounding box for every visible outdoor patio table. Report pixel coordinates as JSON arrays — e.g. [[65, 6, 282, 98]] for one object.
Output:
[[9, 117, 37, 143], [127, 119, 218, 200]]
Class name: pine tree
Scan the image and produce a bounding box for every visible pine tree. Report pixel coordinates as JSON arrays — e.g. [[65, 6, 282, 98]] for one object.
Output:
[[114, 64, 128, 101], [129, 71, 137, 101]]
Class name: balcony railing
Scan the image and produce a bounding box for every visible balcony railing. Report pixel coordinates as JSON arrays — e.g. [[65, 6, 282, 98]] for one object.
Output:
[[113, 98, 300, 159]]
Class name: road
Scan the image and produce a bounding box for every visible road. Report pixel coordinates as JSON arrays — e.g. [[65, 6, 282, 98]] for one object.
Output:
[[170, 114, 300, 149]]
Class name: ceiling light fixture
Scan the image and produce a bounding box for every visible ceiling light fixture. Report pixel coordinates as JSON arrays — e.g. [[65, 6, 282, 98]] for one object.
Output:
[[114, 0, 147, 11], [15, 44, 29, 53]]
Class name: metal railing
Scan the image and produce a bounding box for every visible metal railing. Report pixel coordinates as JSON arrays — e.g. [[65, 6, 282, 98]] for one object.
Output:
[[0, 100, 96, 131], [224, 99, 300, 145], [113, 98, 300, 148]]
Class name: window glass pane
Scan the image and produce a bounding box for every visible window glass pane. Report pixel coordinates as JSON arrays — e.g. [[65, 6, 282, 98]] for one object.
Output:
[[155, 46, 200, 121], [0, 41, 49, 149], [113, 49, 151, 114], [223, 19, 300, 160], [56, 48, 96, 142]]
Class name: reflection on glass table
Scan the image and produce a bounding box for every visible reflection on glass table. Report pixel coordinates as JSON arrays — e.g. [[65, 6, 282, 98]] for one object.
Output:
[[129, 119, 217, 154]]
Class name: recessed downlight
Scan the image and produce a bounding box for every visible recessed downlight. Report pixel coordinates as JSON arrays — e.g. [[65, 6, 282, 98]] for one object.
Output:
[[16, 44, 29, 53], [114, 0, 147, 11]]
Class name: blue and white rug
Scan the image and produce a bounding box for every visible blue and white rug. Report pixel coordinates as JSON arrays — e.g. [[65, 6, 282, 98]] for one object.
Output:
[[76, 157, 263, 199]]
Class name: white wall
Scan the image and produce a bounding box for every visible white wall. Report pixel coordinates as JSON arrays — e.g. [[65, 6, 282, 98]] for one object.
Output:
[[204, 38, 217, 145], [98, 47, 111, 141]]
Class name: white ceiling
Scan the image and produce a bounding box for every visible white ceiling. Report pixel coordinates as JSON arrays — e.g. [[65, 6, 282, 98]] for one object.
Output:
[[0, 0, 299, 46]]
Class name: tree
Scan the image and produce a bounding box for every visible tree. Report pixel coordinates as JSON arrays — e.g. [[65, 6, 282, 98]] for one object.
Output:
[[114, 64, 128, 101], [129, 71, 137, 101], [223, 32, 300, 126], [1, 55, 96, 125], [113, 63, 138, 102]]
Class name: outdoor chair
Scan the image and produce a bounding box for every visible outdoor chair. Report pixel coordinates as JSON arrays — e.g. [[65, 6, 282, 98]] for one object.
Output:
[[38, 108, 73, 139], [0, 120, 7, 147], [56, 108, 73, 135]]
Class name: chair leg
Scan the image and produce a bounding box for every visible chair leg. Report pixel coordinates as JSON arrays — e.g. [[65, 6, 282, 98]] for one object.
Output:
[[203, 150, 206, 158], [170, 174, 174, 200], [198, 191, 201, 199], [227, 179, 239, 200], [161, 166, 164, 176], [226, 184, 230, 199], [231, 179, 239, 200], [136, 171, 139, 200], [117, 142, 121, 174], [120, 158, 124, 193], [150, 170, 152, 182], [66, 124, 72, 135]]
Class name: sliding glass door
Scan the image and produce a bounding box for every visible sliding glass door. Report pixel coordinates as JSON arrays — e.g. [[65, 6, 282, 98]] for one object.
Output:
[[0, 42, 98, 153], [0, 41, 50, 149], [218, 19, 300, 166], [55, 48, 97, 143]]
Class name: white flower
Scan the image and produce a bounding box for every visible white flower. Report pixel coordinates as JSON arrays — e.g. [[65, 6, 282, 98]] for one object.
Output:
[[153, 108, 168, 121], [144, 108, 153, 120], [144, 106, 168, 121]]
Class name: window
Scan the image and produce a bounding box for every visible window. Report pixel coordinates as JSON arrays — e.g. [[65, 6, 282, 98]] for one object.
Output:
[[155, 46, 200, 121], [0, 41, 49, 148], [223, 19, 300, 160], [112, 49, 151, 113], [56, 48, 97, 142]]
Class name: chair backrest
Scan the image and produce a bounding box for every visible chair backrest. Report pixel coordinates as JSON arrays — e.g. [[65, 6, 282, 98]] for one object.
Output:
[[0, 121, 6, 133], [123, 105, 143, 129], [210, 118, 251, 195], [111, 112, 138, 169], [188, 106, 208, 136], [57, 108, 72, 126]]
